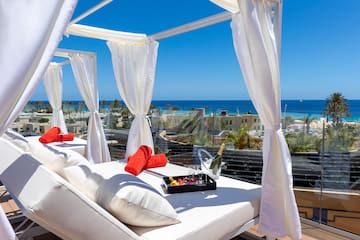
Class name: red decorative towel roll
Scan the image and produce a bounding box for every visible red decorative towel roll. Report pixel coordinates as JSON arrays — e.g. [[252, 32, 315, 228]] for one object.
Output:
[[39, 127, 61, 143], [145, 153, 168, 169], [55, 133, 74, 142], [125, 145, 153, 176]]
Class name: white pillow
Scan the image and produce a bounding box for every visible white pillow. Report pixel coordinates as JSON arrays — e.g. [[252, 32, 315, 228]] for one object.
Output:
[[29, 141, 89, 178], [61, 164, 100, 201], [63, 164, 180, 227], [2, 129, 30, 152]]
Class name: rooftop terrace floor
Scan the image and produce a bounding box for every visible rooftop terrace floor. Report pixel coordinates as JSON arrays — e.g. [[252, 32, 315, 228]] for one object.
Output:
[[235, 223, 352, 240], [1, 188, 354, 240]]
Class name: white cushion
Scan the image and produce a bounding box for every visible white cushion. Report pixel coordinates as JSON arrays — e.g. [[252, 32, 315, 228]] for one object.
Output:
[[29, 141, 89, 178], [2, 129, 30, 152], [63, 164, 180, 227], [61, 165, 99, 201], [0, 138, 141, 240]]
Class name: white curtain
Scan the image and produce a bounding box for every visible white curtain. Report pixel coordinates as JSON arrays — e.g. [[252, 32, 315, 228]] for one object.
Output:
[[0, 0, 77, 239], [66, 24, 147, 42], [210, 0, 240, 13], [43, 62, 68, 133], [70, 53, 111, 164], [107, 38, 159, 157], [225, 0, 301, 239]]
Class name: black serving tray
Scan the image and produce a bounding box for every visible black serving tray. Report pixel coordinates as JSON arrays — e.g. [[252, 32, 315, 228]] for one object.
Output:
[[162, 173, 216, 194]]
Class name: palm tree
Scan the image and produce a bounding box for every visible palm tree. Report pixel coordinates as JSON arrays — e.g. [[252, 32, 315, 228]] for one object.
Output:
[[303, 115, 316, 134], [110, 99, 122, 112], [323, 92, 350, 127], [34, 101, 44, 112], [226, 124, 251, 149], [100, 100, 107, 112]]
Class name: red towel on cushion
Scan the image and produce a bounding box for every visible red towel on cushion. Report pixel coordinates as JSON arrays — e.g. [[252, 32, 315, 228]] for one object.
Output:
[[125, 145, 152, 176], [55, 133, 74, 142], [145, 153, 168, 169], [39, 127, 61, 143]]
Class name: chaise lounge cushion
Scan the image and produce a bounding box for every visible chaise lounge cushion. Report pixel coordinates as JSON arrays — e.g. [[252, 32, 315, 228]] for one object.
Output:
[[28, 141, 90, 178], [0, 138, 142, 240], [2, 129, 31, 152], [63, 164, 180, 227], [2, 130, 89, 178]]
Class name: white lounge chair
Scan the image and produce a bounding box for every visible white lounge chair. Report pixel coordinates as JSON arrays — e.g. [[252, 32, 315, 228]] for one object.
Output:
[[0, 137, 261, 240]]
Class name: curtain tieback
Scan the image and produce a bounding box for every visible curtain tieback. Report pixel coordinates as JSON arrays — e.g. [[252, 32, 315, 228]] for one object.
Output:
[[264, 124, 282, 132], [134, 114, 152, 127], [89, 111, 100, 118]]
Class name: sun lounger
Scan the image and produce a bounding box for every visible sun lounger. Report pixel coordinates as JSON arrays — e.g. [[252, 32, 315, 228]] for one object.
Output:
[[0, 136, 261, 240], [25, 135, 87, 157]]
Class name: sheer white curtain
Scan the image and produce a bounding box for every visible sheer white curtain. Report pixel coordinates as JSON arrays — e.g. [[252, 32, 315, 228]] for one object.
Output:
[[107, 38, 159, 157], [0, 0, 77, 239], [70, 53, 111, 164], [43, 62, 68, 133], [211, 0, 301, 239]]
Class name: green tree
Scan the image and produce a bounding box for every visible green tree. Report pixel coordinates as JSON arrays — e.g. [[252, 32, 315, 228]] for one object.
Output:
[[225, 124, 251, 149], [110, 99, 122, 112], [323, 92, 350, 128], [285, 132, 321, 153], [43, 102, 52, 113], [38, 118, 49, 123], [176, 117, 200, 134], [100, 100, 107, 112], [303, 115, 316, 134], [323, 125, 355, 152], [34, 101, 44, 112], [63, 101, 74, 122]]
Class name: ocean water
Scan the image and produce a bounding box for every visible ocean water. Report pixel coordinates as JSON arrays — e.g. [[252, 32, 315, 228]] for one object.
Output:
[[26, 100, 360, 122], [151, 100, 360, 122]]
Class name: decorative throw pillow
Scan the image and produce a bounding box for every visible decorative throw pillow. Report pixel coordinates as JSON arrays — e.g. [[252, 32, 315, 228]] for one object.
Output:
[[29, 141, 89, 178], [2, 129, 30, 152], [62, 164, 100, 201], [63, 164, 180, 227], [97, 174, 180, 227]]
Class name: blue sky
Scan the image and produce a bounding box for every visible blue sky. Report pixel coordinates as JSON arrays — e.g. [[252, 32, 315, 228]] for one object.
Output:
[[31, 0, 360, 101]]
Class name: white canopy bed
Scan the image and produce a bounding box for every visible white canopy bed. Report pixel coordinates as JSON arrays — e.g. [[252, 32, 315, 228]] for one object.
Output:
[[0, 0, 301, 239], [41, 48, 112, 164]]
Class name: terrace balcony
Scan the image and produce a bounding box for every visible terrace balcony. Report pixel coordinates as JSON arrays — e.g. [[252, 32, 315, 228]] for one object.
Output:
[[7, 102, 360, 239]]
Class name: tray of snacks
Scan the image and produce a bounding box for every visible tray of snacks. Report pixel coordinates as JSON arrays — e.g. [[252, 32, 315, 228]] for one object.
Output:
[[162, 173, 216, 194]]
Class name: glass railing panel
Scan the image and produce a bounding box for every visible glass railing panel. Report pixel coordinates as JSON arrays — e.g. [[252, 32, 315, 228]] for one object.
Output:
[[319, 121, 360, 235], [151, 107, 207, 167], [283, 114, 323, 224]]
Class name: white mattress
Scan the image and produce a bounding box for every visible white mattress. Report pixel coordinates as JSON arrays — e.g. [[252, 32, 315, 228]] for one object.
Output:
[[105, 161, 261, 240], [25, 136, 87, 156], [0, 136, 261, 240]]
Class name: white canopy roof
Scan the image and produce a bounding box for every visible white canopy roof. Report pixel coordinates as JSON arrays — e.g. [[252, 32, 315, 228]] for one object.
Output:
[[0, 1, 300, 239]]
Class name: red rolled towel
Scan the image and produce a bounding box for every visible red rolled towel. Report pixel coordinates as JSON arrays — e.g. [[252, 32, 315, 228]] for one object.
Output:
[[39, 127, 61, 143], [125, 145, 152, 176], [145, 153, 168, 169], [55, 133, 74, 142]]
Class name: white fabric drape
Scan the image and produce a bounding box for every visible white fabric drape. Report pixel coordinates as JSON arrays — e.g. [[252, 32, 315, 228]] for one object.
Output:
[[43, 62, 68, 133], [210, 0, 240, 13], [70, 53, 111, 164], [0, 0, 77, 239], [66, 24, 147, 43], [107, 38, 159, 157], [226, 0, 301, 239]]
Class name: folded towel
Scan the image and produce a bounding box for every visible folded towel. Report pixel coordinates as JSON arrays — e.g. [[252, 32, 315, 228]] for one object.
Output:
[[55, 133, 74, 142], [125, 145, 153, 176], [39, 127, 61, 143], [145, 153, 168, 169]]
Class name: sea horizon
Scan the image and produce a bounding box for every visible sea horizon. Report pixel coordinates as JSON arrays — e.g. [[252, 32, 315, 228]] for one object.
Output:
[[25, 99, 360, 122]]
